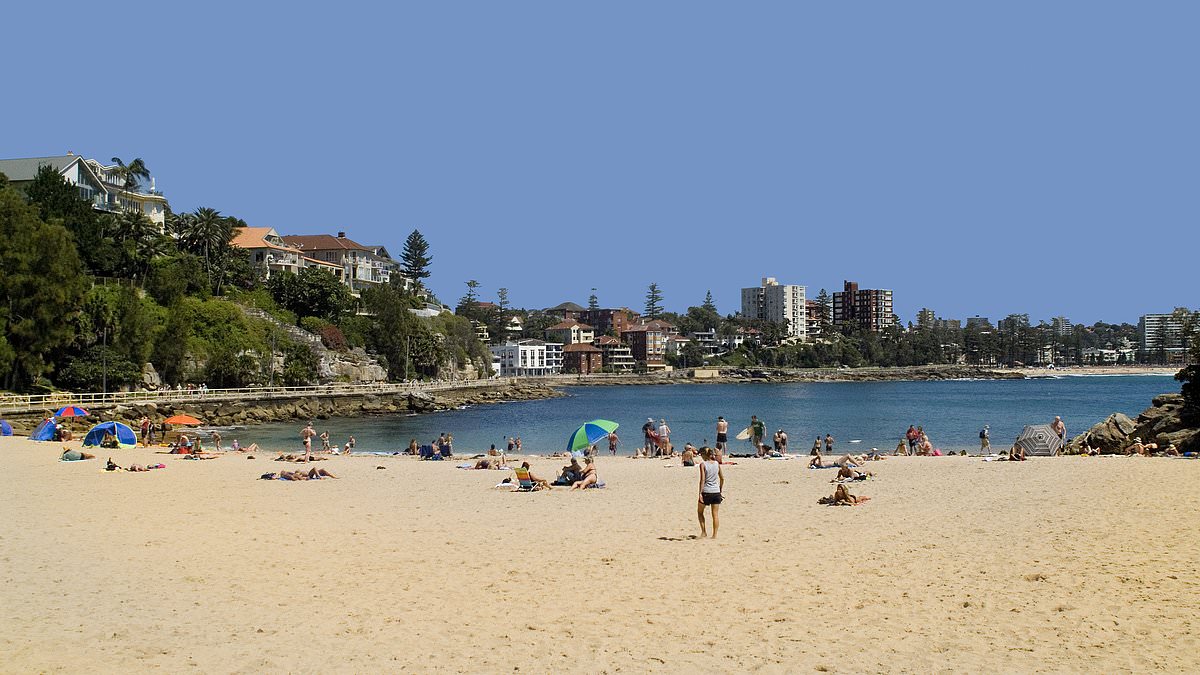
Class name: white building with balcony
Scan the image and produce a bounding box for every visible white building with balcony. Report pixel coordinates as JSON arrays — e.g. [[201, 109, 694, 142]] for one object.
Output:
[[490, 339, 564, 377], [741, 277, 807, 341], [0, 153, 169, 228]]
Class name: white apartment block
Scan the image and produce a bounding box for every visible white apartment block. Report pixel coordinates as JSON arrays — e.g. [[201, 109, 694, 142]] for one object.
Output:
[[1139, 313, 1190, 362], [490, 339, 564, 377], [741, 277, 807, 341]]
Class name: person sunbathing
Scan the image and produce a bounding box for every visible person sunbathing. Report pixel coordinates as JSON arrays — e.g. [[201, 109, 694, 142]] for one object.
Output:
[[835, 465, 873, 481], [274, 467, 338, 480], [1123, 438, 1147, 456], [61, 448, 95, 462], [808, 452, 824, 469], [1007, 445, 1026, 461], [837, 454, 865, 467], [819, 484, 870, 505], [1162, 443, 1180, 456], [894, 439, 908, 456], [571, 457, 599, 490]]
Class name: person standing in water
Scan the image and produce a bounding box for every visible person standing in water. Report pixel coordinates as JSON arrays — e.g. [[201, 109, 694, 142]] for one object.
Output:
[[697, 447, 724, 538]]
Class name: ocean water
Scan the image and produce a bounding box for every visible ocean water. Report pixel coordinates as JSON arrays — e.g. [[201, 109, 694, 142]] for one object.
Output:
[[226, 375, 1177, 455]]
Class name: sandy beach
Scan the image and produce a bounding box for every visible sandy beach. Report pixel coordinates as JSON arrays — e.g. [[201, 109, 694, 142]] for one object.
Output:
[[2, 436, 1198, 673]]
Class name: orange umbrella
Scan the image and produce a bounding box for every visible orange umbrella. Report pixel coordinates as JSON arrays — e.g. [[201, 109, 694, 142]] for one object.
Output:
[[164, 414, 202, 426]]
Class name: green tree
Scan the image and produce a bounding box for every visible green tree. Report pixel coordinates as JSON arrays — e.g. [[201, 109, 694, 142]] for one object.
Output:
[[23, 165, 122, 276], [702, 290, 717, 314], [644, 282, 664, 320], [814, 288, 832, 336], [456, 279, 481, 317], [267, 268, 353, 323], [588, 289, 599, 311], [401, 229, 432, 283], [0, 187, 89, 390], [281, 343, 320, 386]]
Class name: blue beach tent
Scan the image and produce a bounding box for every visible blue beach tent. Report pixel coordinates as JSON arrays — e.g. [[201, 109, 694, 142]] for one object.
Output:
[[31, 419, 57, 441], [82, 421, 137, 450], [0, 420, 12, 436]]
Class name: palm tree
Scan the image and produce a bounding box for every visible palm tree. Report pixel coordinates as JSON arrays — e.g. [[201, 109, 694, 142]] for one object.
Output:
[[109, 157, 151, 192], [185, 207, 234, 272]]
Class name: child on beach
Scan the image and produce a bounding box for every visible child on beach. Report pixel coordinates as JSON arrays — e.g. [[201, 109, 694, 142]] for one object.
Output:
[[697, 447, 723, 538]]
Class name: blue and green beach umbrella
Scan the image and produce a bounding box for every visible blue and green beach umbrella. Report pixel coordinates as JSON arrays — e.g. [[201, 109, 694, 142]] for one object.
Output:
[[566, 419, 620, 454]]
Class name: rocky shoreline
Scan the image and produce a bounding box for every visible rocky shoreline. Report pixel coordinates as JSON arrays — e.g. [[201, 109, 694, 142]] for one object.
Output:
[[2, 382, 564, 433], [1069, 392, 1198, 453], [560, 365, 1026, 386]]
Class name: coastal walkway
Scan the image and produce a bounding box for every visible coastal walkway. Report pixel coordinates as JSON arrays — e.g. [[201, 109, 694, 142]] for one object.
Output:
[[0, 379, 518, 416]]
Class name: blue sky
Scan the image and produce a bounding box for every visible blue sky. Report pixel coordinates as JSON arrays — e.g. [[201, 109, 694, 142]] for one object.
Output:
[[5, 2, 1196, 325]]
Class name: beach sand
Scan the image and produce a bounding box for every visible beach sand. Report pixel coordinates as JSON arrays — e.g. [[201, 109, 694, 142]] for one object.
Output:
[[2, 436, 1198, 673]]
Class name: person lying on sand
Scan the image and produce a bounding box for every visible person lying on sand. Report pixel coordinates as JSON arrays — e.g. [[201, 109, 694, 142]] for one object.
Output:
[[819, 484, 870, 505], [1162, 443, 1180, 456], [571, 457, 599, 490], [1123, 438, 1147, 456], [834, 465, 874, 481], [808, 451, 824, 469], [61, 448, 95, 462], [837, 454, 866, 467], [262, 468, 338, 481]]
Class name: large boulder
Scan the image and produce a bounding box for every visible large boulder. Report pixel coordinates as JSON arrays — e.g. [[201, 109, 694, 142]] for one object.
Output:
[[1079, 412, 1137, 453]]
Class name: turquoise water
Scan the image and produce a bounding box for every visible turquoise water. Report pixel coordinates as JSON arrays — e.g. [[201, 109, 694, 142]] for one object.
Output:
[[229, 375, 1177, 455]]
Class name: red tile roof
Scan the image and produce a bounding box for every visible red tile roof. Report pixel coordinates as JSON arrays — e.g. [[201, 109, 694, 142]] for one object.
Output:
[[547, 320, 593, 330], [282, 234, 371, 251], [563, 343, 602, 353]]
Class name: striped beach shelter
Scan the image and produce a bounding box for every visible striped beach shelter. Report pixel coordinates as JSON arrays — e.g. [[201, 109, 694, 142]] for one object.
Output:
[[1015, 424, 1062, 456]]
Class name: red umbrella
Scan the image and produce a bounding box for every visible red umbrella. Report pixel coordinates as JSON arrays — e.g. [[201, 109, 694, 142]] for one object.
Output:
[[163, 414, 202, 426]]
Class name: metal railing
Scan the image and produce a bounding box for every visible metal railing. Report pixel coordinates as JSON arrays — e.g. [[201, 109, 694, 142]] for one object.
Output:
[[0, 378, 518, 414]]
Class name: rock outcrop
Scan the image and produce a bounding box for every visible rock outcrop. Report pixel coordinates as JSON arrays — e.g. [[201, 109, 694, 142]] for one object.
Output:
[[1068, 393, 1199, 453]]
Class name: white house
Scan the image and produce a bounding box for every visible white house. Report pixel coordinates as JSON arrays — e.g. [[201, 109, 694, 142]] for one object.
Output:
[[490, 339, 564, 377], [0, 153, 169, 228]]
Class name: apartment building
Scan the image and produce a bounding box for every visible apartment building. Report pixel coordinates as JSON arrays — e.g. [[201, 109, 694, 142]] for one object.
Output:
[[741, 277, 807, 341], [833, 281, 894, 332], [581, 307, 641, 336], [1139, 313, 1191, 363], [620, 320, 674, 370], [545, 320, 595, 345], [1050, 316, 1074, 336], [593, 336, 636, 372], [562, 343, 603, 374], [0, 153, 169, 227], [489, 339, 564, 376], [231, 227, 334, 280]]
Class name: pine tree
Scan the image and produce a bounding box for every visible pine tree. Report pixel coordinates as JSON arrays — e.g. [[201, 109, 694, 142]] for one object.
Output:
[[457, 280, 480, 314], [644, 283, 664, 320], [401, 230, 432, 282], [702, 290, 717, 313], [815, 288, 833, 334], [588, 288, 599, 311], [497, 288, 509, 312]]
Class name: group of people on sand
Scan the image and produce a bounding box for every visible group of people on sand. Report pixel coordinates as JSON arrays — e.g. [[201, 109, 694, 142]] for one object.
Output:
[[299, 422, 356, 462], [260, 467, 338, 481], [898, 425, 937, 456], [517, 456, 600, 490], [637, 418, 673, 458]]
